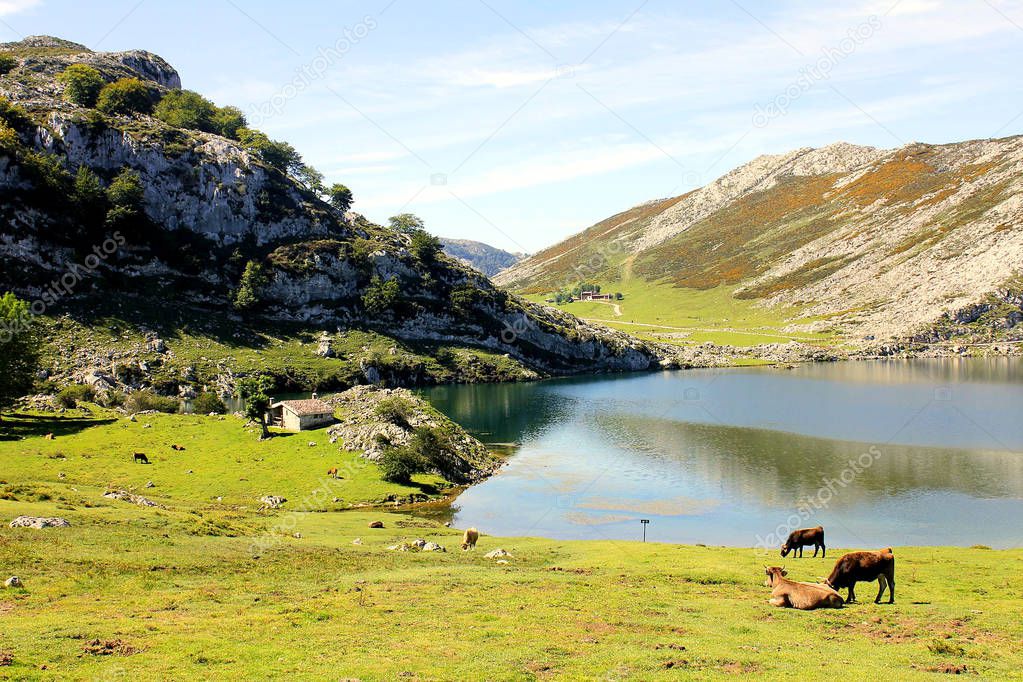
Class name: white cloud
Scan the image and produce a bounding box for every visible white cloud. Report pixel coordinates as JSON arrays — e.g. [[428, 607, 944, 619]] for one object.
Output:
[[0, 0, 40, 16]]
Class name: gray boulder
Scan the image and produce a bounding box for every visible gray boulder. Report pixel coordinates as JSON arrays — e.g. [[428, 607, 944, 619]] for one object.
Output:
[[9, 516, 70, 529]]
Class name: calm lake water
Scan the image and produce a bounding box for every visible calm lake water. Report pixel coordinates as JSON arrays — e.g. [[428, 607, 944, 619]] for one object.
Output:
[[421, 359, 1023, 548]]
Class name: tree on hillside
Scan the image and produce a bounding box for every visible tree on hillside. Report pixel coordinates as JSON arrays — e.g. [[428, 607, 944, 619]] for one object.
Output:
[[328, 183, 353, 213], [409, 229, 441, 264], [57, 64, 105, 107], [362, 275, 400, 315], [237, 375, 274, 440], [233, 260, 269, 310], [153, 89, 216, 131], [297, 165, 325, 195], [96, 77, 155, 115], [104, 168, 145, 233], [0, 292, 39, 424], [211, 106, 246, 139], [237, 127, 303, 175], [388, 213, 424, 234]]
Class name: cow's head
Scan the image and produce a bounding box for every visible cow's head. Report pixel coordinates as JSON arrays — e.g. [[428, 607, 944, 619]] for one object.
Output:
[[764, 566, 787, 587], [780, 544, 791, 557]]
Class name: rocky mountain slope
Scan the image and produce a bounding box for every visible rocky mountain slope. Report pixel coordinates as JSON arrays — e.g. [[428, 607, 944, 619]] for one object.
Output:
[[496, 138, 1023, 342], [0, 36, 663, 395], [440, 238, 524, 277]]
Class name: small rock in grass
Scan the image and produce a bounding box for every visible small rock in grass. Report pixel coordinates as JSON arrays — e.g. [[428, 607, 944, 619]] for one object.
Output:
[[142, 424, 151, 429], [308, 441, 317, 447], [485, 548, 512, 559], [58, 472, 66, 479], [368, 520, 384, 529], [4, 576, 23, 588], [9, 516, 70, 529], [293, 532, 302, 539], [422, 542, 446, 553], [412, 538, 427, 549], [260, 495, 287, 509], [496, 560, 509, 565], [388, 543, 411, 552], [352, 538, 362, 545]]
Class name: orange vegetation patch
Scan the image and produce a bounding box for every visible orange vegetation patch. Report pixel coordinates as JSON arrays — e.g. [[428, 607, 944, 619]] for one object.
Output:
[[634, 174, 843, 289], [835, 147, 948, 209]]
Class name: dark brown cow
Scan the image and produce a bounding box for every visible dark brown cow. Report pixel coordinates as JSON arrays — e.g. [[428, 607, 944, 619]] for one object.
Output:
[[132, 452, 150, 464], [824, 548, 895, 604], [781, 526, 825, 558], [763, 567, 843, 610]]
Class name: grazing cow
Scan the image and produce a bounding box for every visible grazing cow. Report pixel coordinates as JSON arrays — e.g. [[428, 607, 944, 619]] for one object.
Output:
[[170, 444, 186, 451], [781, 526, 826, 558], [132, 453, 150, 464], [763, 566, 843, 610], [327, 467, 339, 479], [44, 433, 55, 440], [824, 548, 895, 604], [462, 527, 479, 550]]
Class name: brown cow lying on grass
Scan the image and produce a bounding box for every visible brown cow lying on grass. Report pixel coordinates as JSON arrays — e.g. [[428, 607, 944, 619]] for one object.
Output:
[[781, 526, 825, 558], [763, 566, 843, 610], [824, 548, 895, 604], [462, 527, 479, 550]]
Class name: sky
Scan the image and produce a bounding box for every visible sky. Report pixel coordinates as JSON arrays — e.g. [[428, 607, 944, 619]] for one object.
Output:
[[2, 0, 1023, 253]]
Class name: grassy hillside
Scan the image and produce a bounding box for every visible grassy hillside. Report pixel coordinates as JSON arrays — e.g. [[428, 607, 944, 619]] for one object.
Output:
[[1, 411, 1021, 679], [526, 283, 838, 348], [497, 140, 1023, 344]]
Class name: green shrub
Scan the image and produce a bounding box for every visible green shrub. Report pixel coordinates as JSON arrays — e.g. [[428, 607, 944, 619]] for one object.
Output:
[[0, 53, 18, 75], [212, 106, 246, 139], [362, 276, 400, 314], [96, 77, 155, 115], [153, 89, 216, 131], [374, 396, 413, 426], [237, 127, 302, 174], [57, 64, 105, 107], [410, 229, 441, 264], [379, 445, 426, 484], [56, 384, 96, 408], [124, 389, 179, 414], [192, 392, 227, 415], [233, 260, 269, 310], [0, 96, 32, 131]]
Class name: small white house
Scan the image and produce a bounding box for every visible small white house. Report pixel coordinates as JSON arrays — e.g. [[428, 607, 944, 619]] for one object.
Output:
[[267, 397, 335, 431]]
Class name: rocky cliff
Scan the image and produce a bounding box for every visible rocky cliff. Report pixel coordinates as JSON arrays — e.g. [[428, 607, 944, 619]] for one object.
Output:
[[0, 36, 663, 394]]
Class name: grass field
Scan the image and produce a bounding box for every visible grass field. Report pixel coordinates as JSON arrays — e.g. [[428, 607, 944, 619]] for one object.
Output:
[[1, 410, 1021, 680], [524, 282, 838, 348]]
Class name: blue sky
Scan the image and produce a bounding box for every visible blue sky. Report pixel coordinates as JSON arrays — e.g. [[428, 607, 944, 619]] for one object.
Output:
[[3, 0, 1023, 252]]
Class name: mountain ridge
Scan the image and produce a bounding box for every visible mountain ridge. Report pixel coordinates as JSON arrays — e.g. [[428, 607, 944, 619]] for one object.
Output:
[[496, 134, 1023, 341]]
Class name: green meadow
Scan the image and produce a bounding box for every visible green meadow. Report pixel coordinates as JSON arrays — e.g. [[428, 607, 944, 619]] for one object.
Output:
[[1, 409, 1021, 680], [525, 282, 839, 348]]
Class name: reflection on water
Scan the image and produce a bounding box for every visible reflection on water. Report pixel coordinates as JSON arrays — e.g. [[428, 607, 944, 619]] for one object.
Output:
[[421, 359, 1023, 548]]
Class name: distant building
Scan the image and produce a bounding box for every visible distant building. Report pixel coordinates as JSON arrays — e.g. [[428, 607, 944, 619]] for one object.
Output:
[[579, 291, 613, 301], [267, 396, 335, 431]]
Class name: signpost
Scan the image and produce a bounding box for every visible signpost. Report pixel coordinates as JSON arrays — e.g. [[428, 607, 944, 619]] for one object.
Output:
[[640, 519, 650, 542]]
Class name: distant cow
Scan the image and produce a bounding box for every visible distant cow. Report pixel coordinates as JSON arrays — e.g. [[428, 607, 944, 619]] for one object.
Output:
[[824, 548, 895, 604], [763, 566, 843, 610], [170, 444, 186, 451], [44, 433, 55, 440], [132, 453, 150, 464], [781, 526, 825, 558], [327, 467, 339, 479], [462, 527, 479, 550]]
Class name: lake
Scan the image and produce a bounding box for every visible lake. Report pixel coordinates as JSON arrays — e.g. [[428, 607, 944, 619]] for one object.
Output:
[[421, 359, 1023, 549]]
